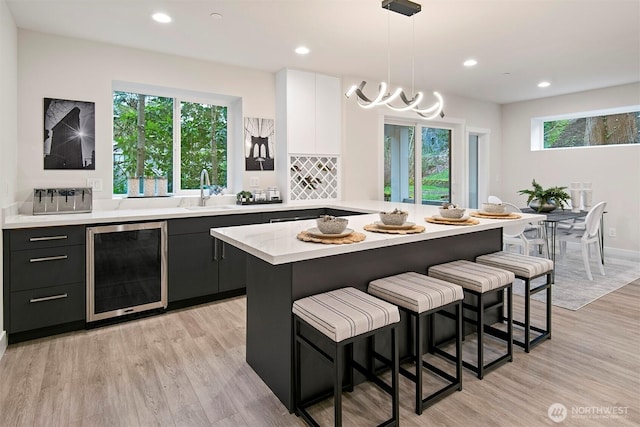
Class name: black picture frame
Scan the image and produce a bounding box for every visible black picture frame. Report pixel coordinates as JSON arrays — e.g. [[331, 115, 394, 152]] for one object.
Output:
[[44, 97, 96, 170], [244, 117, 275, 171]]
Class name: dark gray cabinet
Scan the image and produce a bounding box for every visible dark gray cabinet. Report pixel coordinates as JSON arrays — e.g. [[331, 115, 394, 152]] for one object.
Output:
[[3, 226, 86, 334], [167, 213, 262, 302], [261, 208, 324, 223]]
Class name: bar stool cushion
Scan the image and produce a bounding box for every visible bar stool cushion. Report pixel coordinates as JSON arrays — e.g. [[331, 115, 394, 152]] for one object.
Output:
[[428, 260, 515, 293], [292, 287, 400, 342], [476, 251, 553, 278], [369, 272, 463, 314]]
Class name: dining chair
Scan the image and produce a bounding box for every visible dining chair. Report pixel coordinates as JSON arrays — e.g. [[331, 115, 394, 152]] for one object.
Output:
[[488, 195, 503, 204], [557, 201, 606, 281], [557, 199, 586, 233], [502, 202, 549, 258]]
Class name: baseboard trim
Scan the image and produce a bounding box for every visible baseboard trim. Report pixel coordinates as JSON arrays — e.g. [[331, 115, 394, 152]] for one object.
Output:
[[605, 247, 640, 261], [0, 330, 7, 361]]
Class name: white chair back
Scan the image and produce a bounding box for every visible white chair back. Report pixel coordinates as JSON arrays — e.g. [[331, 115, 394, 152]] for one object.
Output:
[[488, 195, 503, 204], [501, 202, 525, 237], [583, 201, 606, 238]]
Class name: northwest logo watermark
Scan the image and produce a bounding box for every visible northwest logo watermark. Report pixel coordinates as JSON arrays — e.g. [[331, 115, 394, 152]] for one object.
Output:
[[548, 403, 629, 423]]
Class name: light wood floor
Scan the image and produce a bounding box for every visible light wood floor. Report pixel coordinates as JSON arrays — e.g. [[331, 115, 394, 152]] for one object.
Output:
[[1, 279, 638, 426]]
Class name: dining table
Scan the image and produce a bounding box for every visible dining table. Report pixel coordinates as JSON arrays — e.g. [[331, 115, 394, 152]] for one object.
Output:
[[521, 207, 605, 280]]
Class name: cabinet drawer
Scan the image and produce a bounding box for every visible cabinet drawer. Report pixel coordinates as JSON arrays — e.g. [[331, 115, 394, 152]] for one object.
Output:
[[8, 226, 85, 250], [10, 245, 85, 291], [10, 282, 85, 333]]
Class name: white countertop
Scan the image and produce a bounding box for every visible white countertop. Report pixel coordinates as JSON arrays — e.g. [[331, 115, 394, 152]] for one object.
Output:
[[1, 198, 370, 229], [210, 200, 546, 265]]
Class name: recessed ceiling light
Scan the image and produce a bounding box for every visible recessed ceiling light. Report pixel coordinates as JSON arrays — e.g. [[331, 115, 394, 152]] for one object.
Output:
[[152, 12, 172, 23], [295, 46, 310, 55], [463, 59, 477, 67], [210, 12, 223, 20], [538, 81, 551, 88]]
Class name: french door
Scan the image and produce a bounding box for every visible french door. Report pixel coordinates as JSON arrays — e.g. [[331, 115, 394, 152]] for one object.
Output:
[[384, 121, 451, 205]]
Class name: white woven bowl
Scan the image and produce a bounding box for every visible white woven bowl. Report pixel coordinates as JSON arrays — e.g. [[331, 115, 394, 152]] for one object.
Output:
[[379, 211, 408, 226], [316, 217, 348, 234], [439, 207, 466, 219], [481, 202, 506, 214]]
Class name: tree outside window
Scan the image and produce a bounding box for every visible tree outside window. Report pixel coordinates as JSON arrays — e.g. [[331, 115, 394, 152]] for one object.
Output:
[[113, 91, 227, 195], [543, 111, 640, 148]]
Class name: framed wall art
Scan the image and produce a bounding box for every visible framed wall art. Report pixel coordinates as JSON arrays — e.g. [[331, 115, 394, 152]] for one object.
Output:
[[43, 97, 96, 170], [244, 117, 275, 171]]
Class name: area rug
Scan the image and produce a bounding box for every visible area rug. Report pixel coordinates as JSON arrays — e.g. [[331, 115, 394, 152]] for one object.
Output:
[[512, 250, 640, 310]]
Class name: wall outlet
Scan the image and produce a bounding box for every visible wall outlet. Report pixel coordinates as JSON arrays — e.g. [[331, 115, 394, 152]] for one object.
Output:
[[608, 227, 616, 237], [87, 178, 103, 192], [250, 177, 260, 187]]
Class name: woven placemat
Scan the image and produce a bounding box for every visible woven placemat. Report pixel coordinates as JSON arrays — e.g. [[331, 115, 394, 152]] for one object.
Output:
[[363, 224, 425, 234], [425, 217, 480, 226], [470, 212, 522, 220], [297, 231, 366, 244]]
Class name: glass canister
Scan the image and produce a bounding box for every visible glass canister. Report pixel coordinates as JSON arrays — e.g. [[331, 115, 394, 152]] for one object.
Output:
[[267, 187, 280, 200], [253, 189, 267, 202]]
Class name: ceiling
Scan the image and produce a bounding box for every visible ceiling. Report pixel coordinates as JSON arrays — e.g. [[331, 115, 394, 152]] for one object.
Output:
[[7, 0, 640, 104]]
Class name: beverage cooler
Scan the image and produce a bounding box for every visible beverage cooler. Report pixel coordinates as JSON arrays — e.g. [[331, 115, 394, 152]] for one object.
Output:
[[86, 221, 167, 322]]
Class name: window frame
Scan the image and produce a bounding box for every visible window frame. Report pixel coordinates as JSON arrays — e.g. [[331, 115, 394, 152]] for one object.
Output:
[[531, 105, 640, 151], [112, 81, 239, 196]]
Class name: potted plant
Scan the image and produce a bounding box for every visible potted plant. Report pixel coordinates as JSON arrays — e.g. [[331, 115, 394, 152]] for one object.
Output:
[[236, 190, 254, 204], [518, 179, 570, 212]]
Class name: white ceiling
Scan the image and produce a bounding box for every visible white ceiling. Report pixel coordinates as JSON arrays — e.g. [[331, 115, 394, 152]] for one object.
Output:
[[7, 0, 640, 104]]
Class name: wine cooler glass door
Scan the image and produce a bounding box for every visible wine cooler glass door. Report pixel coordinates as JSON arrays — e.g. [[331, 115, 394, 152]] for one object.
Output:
[[87, 221, 167, 322]]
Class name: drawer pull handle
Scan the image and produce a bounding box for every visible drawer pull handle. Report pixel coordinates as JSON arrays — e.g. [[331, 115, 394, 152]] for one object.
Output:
[[29, 293, 68, 303], [29, 255, 68, 263], [29, 235, 68, 242]]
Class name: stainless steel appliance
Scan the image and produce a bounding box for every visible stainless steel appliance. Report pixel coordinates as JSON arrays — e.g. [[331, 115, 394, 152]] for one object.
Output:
[[33, 187, 92, 215], [86, 221, 167, 322]]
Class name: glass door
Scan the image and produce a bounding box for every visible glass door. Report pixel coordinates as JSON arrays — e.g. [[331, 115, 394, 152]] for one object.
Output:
[[384, 121, 451, 205], [420, 127, 451, 205], [87, 221, 167, 322], [384, 123, 415, 203]]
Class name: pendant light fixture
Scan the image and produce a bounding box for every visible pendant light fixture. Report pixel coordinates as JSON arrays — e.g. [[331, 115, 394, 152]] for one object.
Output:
[[345, 0, 444, 120]]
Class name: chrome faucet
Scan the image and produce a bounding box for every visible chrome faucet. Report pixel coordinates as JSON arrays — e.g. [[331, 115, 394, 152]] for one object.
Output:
[[200, 169, 211, 206]]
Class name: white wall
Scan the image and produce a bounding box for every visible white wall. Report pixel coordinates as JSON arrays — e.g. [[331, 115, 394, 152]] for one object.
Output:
[[0, 0, 18, 354], [17, 30, 278, 203], [501, 83, 640, 252]]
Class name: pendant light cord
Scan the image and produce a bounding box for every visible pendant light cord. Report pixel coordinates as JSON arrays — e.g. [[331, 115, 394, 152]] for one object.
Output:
[[387, 5, 391, 86], [411, 15, 415, 96]]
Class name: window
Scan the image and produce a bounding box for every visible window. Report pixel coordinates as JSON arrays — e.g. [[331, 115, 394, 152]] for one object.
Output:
[[384, 121, 451, 205], [532, 106, 640, 150], [112, 87, 228, 195]]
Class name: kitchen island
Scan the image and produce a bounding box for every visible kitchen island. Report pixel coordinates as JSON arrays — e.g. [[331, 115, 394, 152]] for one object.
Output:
[[210, 200, 545, 411]]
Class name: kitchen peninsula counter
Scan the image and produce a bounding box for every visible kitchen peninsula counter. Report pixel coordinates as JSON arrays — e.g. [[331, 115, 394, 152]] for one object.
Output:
[[210, 201, 545, 411]]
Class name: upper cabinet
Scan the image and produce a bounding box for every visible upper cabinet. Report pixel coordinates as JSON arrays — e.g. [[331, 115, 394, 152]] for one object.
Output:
[[276, 69, 341, 156]]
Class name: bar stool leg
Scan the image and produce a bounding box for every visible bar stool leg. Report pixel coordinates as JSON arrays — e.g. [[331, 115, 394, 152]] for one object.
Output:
[[455, 303, 462, 390], [507, 287, 513, 361], [415, 312, 423, 415], [294, 319, 302, 415], [524, 279, 531, 353], [334, 344, 342, 427], [547, 272, 553, 340], [477, 294, 484, 379], [391, 326, 400, 424]]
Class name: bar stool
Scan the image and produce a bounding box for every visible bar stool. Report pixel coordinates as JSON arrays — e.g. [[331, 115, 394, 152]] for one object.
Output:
[[368, 272, 463, 415], [475, 251, 553, 352], [428, 260, 514, 379], [292, 287, 401, 427]]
